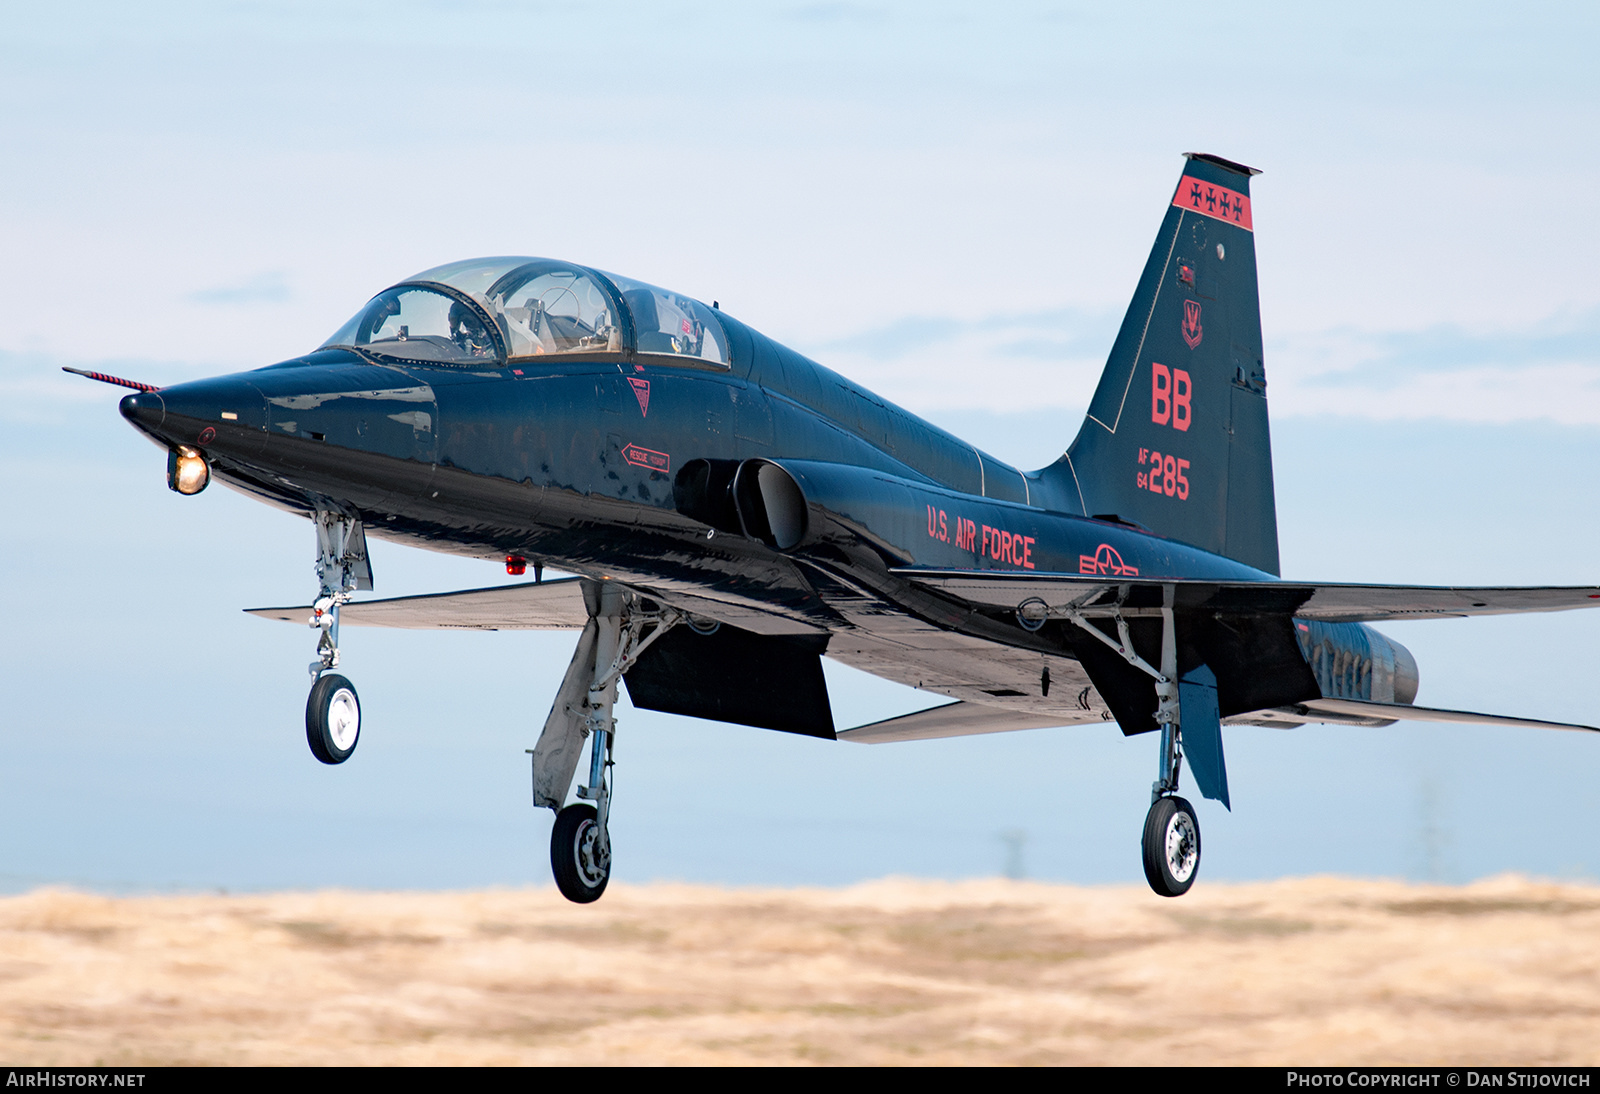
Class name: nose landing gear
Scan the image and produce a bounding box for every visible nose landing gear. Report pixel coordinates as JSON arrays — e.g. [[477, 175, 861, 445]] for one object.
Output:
[[303, 510, 372, 766]]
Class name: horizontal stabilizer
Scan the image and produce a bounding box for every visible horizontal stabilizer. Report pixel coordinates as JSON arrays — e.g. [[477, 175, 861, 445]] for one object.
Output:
[[1300, 698, 1600, 734], [894, 569, 1600, 623], [838, 701, 1075, 744], [246, 577, 590, 630]]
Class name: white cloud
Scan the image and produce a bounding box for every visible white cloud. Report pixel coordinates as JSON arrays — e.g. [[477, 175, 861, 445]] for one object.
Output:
[[801, 309, 1115, 415], [808, 307, 1600, 425], [188, 271, 291, 306], [1271, 363, 1600, 425], [1267, 312, 1600, 424]]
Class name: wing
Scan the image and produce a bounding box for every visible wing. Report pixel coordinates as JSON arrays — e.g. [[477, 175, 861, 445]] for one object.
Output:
[[894, 569, 1600, 623], [246, 577, 590, 630], [1226, 698, 1600, 732], [839, 694, 1600, 743], [1298, 698, 1600, 733], [246, 575, 829, 636], [838, 701, 1099, 744]]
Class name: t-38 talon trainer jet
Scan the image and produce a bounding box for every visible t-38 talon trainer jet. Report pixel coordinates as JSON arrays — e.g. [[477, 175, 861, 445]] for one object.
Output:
[[77, 152, 1600, 902]]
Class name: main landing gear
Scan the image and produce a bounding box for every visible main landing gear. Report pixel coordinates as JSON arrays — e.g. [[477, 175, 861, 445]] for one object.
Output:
[[1140, 611, 1200, 897], [529, 583, 681, 903], [303, 510, 372, 766], [1058, 585, 1203, 897]]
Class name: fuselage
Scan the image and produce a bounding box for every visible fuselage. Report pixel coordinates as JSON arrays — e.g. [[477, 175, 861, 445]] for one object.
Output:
[[119, 317, 1266, 617], [117, 256, 1415, 723]]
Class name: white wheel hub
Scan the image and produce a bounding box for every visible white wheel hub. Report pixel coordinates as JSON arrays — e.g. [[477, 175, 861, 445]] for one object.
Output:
[[574, 818, 610, 887], [326, 687, 360, 751], [1164, 809, 1198, 883]]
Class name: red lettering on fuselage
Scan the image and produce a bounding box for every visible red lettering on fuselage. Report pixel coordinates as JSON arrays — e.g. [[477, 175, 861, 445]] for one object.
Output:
[[621, 444, 669, 472], [980, 524, 1035, 569], [940, 512, 1032, 568]]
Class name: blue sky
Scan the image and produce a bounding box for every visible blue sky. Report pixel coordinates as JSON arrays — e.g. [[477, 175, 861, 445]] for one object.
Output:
[[1, 2, 1598, 891]]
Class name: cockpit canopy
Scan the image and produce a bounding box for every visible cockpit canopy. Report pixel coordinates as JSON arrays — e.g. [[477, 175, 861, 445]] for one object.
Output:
[[319, 257, 729, 368]]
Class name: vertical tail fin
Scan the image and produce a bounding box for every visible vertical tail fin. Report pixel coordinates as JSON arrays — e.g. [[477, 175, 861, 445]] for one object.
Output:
[[1045, 153, 1278, 575]]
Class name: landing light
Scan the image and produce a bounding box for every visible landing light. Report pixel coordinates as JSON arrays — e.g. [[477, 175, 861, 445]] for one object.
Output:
[[167, 446, 209, 495]]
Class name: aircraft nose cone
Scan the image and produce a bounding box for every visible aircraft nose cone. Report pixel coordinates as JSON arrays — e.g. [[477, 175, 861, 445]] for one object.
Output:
[[119, 390, 165, 432], [121, 375, 269, 458]]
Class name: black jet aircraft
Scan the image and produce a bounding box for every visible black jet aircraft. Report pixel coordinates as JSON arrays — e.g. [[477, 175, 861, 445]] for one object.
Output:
[[73, 153, 1600, 902]]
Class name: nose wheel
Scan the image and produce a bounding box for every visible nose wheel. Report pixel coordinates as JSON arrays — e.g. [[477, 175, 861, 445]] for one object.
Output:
[[307, 673, 361, 764], [1142, 795, 1200, 896]]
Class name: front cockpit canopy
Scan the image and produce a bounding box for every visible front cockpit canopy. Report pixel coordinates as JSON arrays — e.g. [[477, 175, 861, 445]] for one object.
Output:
[[319, 257, 728, 368]]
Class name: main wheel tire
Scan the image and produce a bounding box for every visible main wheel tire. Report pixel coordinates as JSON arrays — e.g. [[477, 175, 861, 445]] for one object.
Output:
[[551, 803, 610, 904], [306, 673, 361, 765], [1142, 795, 1201, 897]]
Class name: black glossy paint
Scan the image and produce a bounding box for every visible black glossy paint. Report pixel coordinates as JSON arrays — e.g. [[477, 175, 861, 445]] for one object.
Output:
[[116, 157, 1396, 743]]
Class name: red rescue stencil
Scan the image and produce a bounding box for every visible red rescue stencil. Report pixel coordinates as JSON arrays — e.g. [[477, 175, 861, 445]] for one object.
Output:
[[621, 444, 669, 472]]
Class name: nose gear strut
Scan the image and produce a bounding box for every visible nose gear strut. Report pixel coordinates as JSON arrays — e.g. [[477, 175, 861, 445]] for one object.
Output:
[[304, 510, 372, 765]]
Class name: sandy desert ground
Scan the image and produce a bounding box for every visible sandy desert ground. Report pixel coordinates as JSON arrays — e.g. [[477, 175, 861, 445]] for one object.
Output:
[[0, 876, 1595, 1066]]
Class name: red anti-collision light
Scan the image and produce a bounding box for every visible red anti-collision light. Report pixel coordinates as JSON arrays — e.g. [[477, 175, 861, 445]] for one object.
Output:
[[506, 556, 527, 576]]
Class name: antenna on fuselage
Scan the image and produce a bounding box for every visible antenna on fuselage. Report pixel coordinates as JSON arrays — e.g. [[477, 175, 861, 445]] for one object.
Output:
[[61, 366, 161, 393]]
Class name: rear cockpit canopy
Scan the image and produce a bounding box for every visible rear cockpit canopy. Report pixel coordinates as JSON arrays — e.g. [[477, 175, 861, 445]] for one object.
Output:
[[319, 257, 729, 368]]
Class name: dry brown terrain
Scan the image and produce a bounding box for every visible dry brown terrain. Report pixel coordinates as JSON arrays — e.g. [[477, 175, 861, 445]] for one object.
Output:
[[0, 876, 1595, 1066]]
